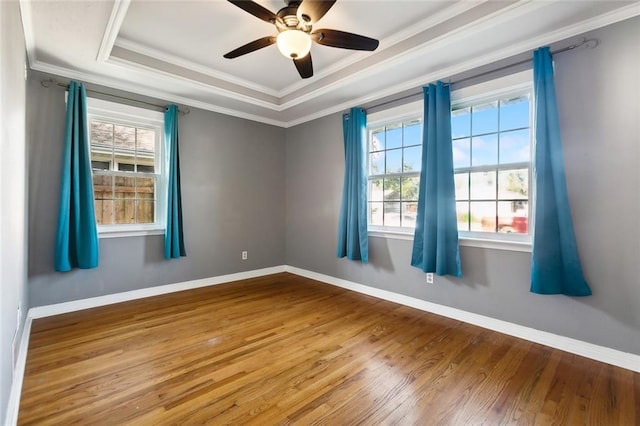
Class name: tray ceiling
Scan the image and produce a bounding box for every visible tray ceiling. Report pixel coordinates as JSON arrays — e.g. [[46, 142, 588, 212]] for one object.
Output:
[[20, 0, 640, 127]]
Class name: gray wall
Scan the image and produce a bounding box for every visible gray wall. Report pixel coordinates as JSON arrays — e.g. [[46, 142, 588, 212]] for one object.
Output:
[[22, 14, 639, 364], [285, 17, 640, 356], [27, 74, 286, 307], [1, 2, 28, 422]]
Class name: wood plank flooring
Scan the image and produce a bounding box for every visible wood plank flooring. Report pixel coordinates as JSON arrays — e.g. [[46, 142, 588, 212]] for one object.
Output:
[[19, 273, 639, 425]]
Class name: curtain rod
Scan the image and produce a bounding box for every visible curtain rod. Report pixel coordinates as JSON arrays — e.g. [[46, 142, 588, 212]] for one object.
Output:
[[366, 38, 599, 112], [40, 78, 191, 115]]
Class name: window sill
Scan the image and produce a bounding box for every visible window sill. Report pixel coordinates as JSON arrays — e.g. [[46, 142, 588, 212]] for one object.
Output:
[[369, 229, 414, 241], [459, 237, 531, 253], [98, 225, 165, 239], [368, 230, 531, 252]]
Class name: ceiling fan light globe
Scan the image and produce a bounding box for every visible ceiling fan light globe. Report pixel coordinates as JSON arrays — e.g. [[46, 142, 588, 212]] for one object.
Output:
[[277, 30, 311, 59]]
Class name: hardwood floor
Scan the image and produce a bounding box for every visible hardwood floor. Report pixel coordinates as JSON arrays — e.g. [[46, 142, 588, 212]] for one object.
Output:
[[19, 273, 639, 425]]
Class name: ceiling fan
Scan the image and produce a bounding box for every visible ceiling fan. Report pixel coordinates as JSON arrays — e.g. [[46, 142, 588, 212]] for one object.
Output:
[[223, 0, 380, 79]]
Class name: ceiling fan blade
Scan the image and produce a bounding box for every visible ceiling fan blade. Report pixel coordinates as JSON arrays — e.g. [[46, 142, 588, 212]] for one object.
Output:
[[227, 0, 281, 25], [293, 54, 313, 79], [311, 29, 379, 51], [223, 36, 276, 59], [297, 0, 336, 24]]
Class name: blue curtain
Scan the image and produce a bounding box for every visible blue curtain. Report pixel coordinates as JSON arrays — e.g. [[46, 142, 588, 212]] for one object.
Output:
[[531, 47, 590, 296], [164, 104, 186, 259], [411, 82, 461, 276], [336, 107, 368, 262], [54, 81, 99, 272]]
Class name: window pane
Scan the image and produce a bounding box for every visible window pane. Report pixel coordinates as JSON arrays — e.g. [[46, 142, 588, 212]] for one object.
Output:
[[369, 179, 383, 201], [136, 176, 155, 199], [456, 201, 469, 231], [136, 200, 155, 224], [401, 177, 419, 201], [114, 199, 135, 224], [471, 134, 498, 166], [500, 96, 529, 131], [403, 121, 421, 146], [114, 175, 135, 199], [452, 138, 470, 169], [403, 146, 421, 173], [470, 171, 496, 200], [401, 202, 417, 228], [136, 128, 155, 153], [472, 102, 498, 135], [386, 149, 402, 174], [371, 129, 385, 151], [384, 202, 401, 227], [136, 164, 155, 173], [498, 201, 528, 234], [386, 125, 402, 150], [91, 161, 110, 170], [499, 129, 530, 164], [451, 107, 470, 139], [470, 201, 496, 232], [369, 202, 383, 226], [498, 169, 528, 200], [114, 124, 136, 150], [90, 121, 113, 146], [94, 200, 113, 225], [369, 151, 384, 175], [118, 163, 135, 172], [383, 178, 401, 201], [454, 173, 469, 200], [93, 174, 113, 199]]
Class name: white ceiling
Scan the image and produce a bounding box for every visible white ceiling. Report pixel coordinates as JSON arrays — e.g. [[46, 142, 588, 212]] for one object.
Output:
[[20, 0, 640, 127]]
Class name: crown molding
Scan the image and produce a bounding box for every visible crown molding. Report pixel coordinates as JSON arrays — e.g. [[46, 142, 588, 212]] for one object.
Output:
[[105, 51, 282, 111], [285, 1, 640, 127], [103, 0, 533, 116], [23, 1, 640, 128], [19, 0, 37, 66], [114, 38, 282, 98], [109, 1, 483, 101], [29, 60, 288, 128], [96, 0, 131, 63], [279, 0, 541, 114]]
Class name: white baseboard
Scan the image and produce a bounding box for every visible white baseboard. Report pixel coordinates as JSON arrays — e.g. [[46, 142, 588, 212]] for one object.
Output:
[[5, 313, 32, 426], [29, 265, 286, 319], [284, 265, 640, 373], [7, 264, 639, 426]]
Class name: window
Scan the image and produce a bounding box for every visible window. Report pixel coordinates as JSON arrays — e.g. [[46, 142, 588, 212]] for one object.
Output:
[[452, 91, 531, 239], [366, 72, 533, 247], [86, 98, 165, 236], [368, 119, 422, 230]]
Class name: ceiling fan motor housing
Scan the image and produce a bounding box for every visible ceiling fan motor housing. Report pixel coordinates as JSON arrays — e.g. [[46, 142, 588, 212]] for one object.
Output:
[[278, 1, 310, 31]]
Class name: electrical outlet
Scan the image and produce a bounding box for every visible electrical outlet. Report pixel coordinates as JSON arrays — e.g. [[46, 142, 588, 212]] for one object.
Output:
[[426, 273, 434, 284], [241, 251, 248, 260]]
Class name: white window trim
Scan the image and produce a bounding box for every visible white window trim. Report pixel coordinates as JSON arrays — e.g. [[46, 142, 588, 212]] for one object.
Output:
[[366, 70, 534, 252], [86, 97, 166, 238], [98, 225, 165, 239], [368, 229, 532, 253]]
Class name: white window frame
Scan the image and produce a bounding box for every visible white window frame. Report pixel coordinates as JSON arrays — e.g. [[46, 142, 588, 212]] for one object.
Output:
[[86, 97, 166, 238], [367, 113, 423, 234], [366, 70, 534, 252]]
